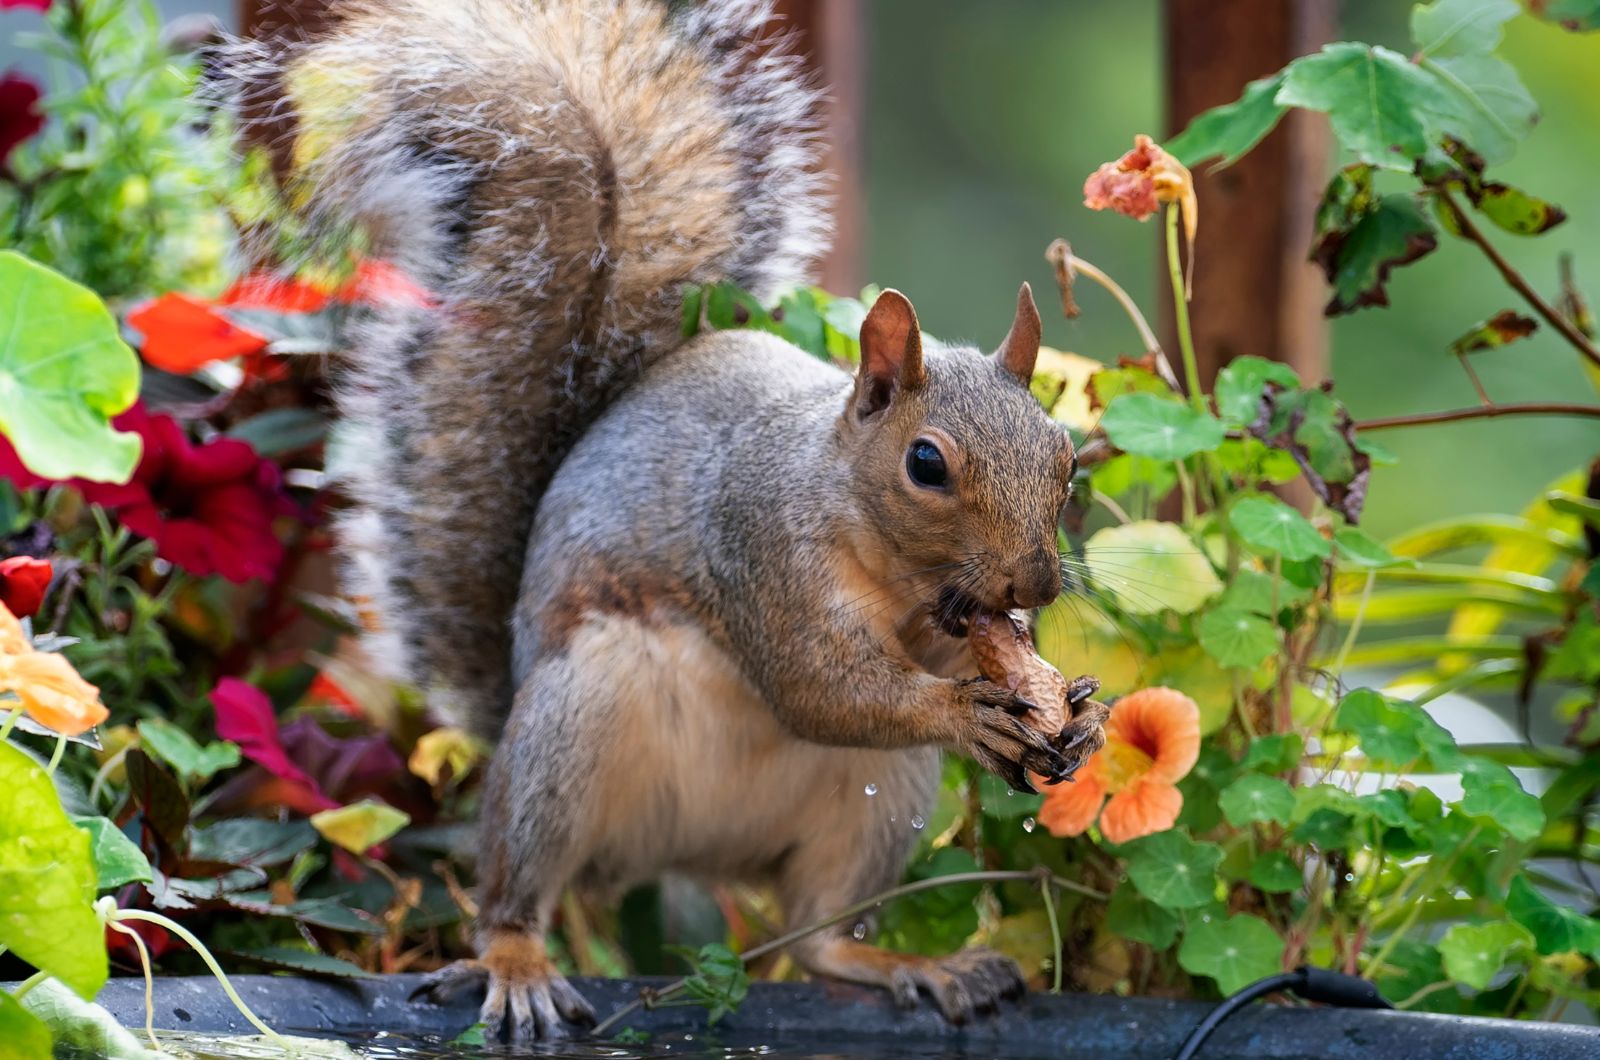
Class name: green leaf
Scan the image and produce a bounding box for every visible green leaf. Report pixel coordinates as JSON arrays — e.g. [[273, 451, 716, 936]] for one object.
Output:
[[1334, 526, 1402, 568], [0, 743, 107, 999], [1213, 356, 1300, 427], [680, 283, 704, 338], [1106, 881, 1179, 948], [1082, 521, 1222, 615], [310, 799, 410, 854], [1506, 876, 1600, 957], [1316, 191, 1439, 315], [1247, 851, 1303, 893], [1198, 608, 1279, 669], [1523, 0, 1600, 32], [73, 816, 153, 890], [1457, 758, 1546, 840], [1278, 43, 1453, 167], [1475, 182, 1568, 235], [1411, 0, 1519, 58], [0, 992, 52, 1060], [189, 818, 318, 868], [1333, 688, 1455, 766], [136, 718, 240, 783], [877, 847, 983, 956], [1219, 774, 1296, 827], [1167, 73, 1289, 168], [1230, 496, 1332, 561], [0, 252, 141, 483], [1178, 914, 1286, 995], [226, 408, 328, 458], [1243, 733, 1304, 774], [1100, 393, 1226, 461], [1124, 831, 1223, 909], [1423, 53, 1537, 166], [16, 977, 161, 1060], [1438, 920, 1533, 989], [229, 945, 377, 979], [675, 942, 749, 1025]]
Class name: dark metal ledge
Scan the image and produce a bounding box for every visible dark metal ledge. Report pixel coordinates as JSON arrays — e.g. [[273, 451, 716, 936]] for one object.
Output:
[[72, 974, 1600, 1059]]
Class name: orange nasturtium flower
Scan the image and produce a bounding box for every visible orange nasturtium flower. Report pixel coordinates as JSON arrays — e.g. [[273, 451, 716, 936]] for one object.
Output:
[[1083, 134, 1199, 294], [0, 602, 108, 736], [1037, 686, 1200, 844]]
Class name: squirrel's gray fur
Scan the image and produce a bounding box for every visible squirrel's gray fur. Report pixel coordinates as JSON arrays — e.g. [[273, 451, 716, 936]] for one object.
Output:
[[231, 0, 1096, 1042]]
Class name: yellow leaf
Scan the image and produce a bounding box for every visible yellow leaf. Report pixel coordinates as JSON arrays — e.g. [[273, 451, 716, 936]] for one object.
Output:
[[408, 728, 484, 787], [310, 799, 410, 854], [1032, 346, 1104, 431]]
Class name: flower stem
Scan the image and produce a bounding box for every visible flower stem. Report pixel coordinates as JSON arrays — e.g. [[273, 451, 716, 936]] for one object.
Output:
[[0, 705, 20, 742], [12, 970, 48, 1000], [46, 734, 67, 775], [1040, 878, 1064, 994], [106, 919, 161, 1052], [1164, 205, 1204, 410], [1045, 239, 1182, 391]]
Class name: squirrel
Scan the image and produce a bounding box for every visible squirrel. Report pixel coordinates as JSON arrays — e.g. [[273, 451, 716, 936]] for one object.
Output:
[[242, 0, 1096, 1041]]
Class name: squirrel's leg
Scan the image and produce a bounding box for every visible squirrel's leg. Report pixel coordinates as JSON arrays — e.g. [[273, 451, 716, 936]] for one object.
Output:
[[412, 663, 599, 1041], [776, 753, 1026, 1023]]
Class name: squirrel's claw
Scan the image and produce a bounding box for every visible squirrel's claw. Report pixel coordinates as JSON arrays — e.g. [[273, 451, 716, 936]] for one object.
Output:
[[899, 947, 1027, 1024], [409, 959, 487, 1005]]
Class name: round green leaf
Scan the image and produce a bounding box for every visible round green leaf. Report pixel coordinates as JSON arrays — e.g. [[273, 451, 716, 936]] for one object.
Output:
[[1083, 521, 1222, 616], [1247, 851, 1303, 893], [0, 742, 108, 1000], [1106, 881, 1179, 948], [1178, 914, 1286, 995], [1457, 759, 1545, 841], [1229, 496, 1331, 561], [0, 252, 141, 483], [73, 816, 153, 891], [1333, 688, 1455, 766], [1100, 393, 1226, 461], [1242, 733, 1304, 774], [1219, 774, 1296, 827], [1277, 43, 1454, 168], [1198, 608, 1279, 669], [136, 718, 241, 783], [1507, 876, 1600, 957], [1124, 831, 1223, 910], [1213, 355, 1300, 427], [1438, 921, 1532, 990]]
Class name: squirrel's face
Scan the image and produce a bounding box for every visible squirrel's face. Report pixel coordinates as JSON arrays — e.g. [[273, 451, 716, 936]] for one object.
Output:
[[842, 286, 1076, 628]]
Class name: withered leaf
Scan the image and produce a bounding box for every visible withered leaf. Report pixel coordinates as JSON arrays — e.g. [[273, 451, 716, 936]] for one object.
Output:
[[1450, 311, 1538, 356]]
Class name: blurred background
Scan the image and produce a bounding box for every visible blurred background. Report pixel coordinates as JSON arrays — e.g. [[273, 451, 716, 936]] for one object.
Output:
[[4, 0, 1597, 537]]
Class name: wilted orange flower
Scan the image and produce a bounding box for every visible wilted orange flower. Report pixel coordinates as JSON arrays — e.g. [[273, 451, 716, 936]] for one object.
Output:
[[1038, 686, 1200, 844], [0, 601, 108, 736], [1084, 134, 1198, 295]]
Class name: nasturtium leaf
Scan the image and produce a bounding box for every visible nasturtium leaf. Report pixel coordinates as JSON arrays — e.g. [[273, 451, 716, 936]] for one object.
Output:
[[136, 718, 241, 783], [310, 799, 410, 854], [1198, 608, 1279, 670], [979, 772, 1042, 820], [230, 945, 377, 979], [73, 816, 153, 890], [1411, 0, 1519, 58], [1219, 774, 1296, 827], [878, 847, 983, 956], [1277, 43, 1453, 168], [16, 977, 163, 1060], [1506, 876, 1600, 957], [1155, 647, 1234, 737], [0, 990, 51, 1060], [1423, 53, 1538, 166], [1100, 393, 1226, 462], [1106, 881, 1179, 948], [1088, 364, 1175, 410], [1178, 914, 1286, 995], [1213, 355, 1300, 427], [1475, 182, 1568, 235], [1218, 568, 1290, 615], [1090, 453, 1178, 501], [1247, 851, 1303, 893], [0, 252, 141, 483], [1333, 688, 1454, 766], [1293, 808, 1354, 849], [1082, 521, 1222, 615], [0, 742, 107, 999], [1523, 0, 1600, 32], [1167, 73, 1289, 169], [1123, 830, 1223, 909], [1243, 733, 1304, 774], [1291, 389, 1358, 485], [1230, 496, 1331, 561], [1333, 526, 1402, 568], [1456, 758, 1545, 840], [1438, 920, 1533, 989], [1357, 790, 1415, 830]]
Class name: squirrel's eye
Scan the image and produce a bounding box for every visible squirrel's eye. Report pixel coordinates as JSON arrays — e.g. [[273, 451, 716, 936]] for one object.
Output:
[[907, 439, 949, 490]]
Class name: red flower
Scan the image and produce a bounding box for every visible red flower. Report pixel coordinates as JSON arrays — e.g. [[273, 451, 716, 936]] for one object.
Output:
[[220, 271, 333, 314], [126, 293, 270, 375], [0, 1, 53, 11], [0, 404, 289, 583], [0, 72, 44, 166], [0, 556, 50, 617], [106, 918, 173, 965], [335, 259, 434, 308]]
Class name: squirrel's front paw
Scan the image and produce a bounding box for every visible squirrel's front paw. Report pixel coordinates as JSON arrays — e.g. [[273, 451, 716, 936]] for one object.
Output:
[[419, 932, 595, 1042], [956, 679, 1071, 793], [1051, 688, 1112, 782]]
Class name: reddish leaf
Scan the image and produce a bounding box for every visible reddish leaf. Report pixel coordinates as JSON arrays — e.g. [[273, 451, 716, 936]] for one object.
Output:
[[106, 919, 173, 964], [210, 678, 335, 808], [0, 555, 50, 617], [124, 749, 191, 863], [279, 716, 405, 802], [335, 260, 434, 308], [127, 293, 270, 374], [0, 1, 52, 10]]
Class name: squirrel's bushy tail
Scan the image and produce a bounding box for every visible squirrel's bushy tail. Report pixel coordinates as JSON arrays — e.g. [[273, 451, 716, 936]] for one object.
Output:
[[241, 0, 828, 730]]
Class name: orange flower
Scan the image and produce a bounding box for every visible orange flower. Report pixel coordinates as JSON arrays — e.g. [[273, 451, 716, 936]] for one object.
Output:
[[0, 646, 108, 736], [0, 601, 29, 654], [1038, 686, 1200, 844], [1084, 134, 1199, 295]]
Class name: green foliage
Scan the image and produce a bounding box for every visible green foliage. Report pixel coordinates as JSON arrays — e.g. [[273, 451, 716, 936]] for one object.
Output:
[[1439, 921, 1534, 989], [1123, 831, 1222, 910], [1099, 394, 1226, 461], [74, 817, 153, 891], [670, 944, 750, 1025], [135, 719, 240, 784], [1178, 915, 1285, 995], [1229, 496, 1332, 561], [0, 991, 52, 1060]]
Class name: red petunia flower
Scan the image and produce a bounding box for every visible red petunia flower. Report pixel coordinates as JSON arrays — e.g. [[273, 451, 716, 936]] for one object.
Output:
[[0, 404, 290, 583], [0, 556, 50, 618], [0, 72, 44, 166]]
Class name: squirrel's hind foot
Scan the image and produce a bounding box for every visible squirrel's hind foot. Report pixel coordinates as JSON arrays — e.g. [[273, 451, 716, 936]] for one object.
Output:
[[898, 946, 1027, 1023], [413, 934, 596, 1042]]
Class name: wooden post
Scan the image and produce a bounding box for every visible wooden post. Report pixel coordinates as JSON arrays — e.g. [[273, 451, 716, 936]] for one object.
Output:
[[1162, 0, 1335, 391]]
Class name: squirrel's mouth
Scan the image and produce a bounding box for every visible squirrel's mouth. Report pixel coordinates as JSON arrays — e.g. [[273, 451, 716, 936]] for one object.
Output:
[[931, 585, 997, 638]]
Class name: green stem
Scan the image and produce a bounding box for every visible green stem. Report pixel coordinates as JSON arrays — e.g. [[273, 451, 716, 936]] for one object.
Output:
[[0, 705, 20, 742], [1331, 570, 1376, 678], [1045, 239, 1183, 392], [108, 907, 292, 1052], [1165, 205, 1204, 410], [105, 919, 161, 1052], [1364, 827, 1481, 976], [12, 970, 48, 1000], [45, 734, 67, 775], [1040, 878, 1064, 994]]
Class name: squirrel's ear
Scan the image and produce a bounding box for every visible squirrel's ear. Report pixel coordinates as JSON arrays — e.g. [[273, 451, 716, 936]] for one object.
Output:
[[854, 288, 926, 419], [994, 282, 1042, 384]]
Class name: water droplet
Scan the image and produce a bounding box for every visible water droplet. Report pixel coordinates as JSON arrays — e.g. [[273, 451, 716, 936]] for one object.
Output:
[[864, 783, 878, 796], [1022, 816, 1036, 833], [852, 922, 867, 940], [1344, 872, 1355, 882], [1005, 787, 1015, 797], [911, 814, 926, 830]]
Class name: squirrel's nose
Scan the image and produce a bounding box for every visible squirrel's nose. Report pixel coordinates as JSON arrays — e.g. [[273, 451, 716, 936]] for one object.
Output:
[[1006, 551, 1062, 610]]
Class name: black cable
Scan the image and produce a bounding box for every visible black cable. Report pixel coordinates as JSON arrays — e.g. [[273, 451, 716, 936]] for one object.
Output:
[[1172, 965, 1392, 1060]]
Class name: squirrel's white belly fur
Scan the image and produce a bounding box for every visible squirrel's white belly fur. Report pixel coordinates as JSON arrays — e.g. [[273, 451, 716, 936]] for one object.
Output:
[[556, 612, 939, 894]]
